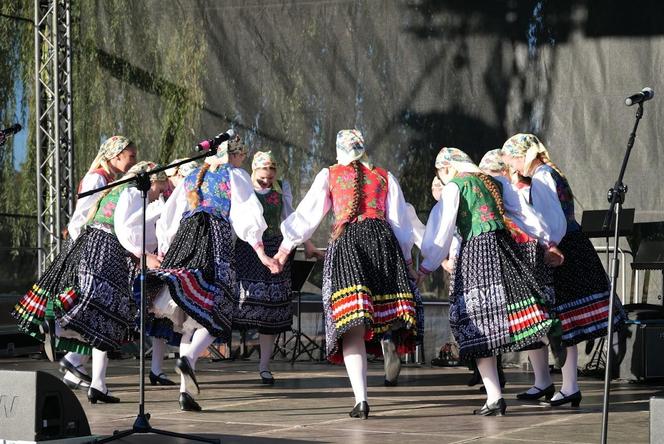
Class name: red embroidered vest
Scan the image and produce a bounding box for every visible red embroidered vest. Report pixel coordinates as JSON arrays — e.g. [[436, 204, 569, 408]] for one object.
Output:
[[328, 164, 388, 228]]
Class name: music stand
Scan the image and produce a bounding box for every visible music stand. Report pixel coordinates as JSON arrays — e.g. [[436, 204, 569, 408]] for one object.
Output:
[[582, 209, 635, 239], [273, 254, 322, 363], [631, 240, 664, 307]]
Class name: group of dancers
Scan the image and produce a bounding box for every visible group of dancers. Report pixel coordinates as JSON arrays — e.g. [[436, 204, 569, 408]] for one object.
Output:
[[12, 128, 623, 418]]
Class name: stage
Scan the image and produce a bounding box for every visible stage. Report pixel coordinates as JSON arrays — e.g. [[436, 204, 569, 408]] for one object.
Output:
[[0, 356, 660, 443]]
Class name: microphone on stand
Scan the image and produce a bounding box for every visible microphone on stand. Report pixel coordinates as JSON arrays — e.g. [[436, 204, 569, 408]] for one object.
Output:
[[0, 123, 22, 146], [194, 129, 235, 152], [625, 87, 654, 106]]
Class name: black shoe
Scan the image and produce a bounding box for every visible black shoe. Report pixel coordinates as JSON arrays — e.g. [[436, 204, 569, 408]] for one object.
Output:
[[384, 379, 398, 387], [179, 392, 202, 412], [149, 371, 176, 386], [548, 390, 582, 407], [516, 383, 556, 401], [349, 401, 370, 419], [175, 356, 200, 394], [59, 357, 92, 383], [39, 319, 56, 362], [87, 387, 120, 404], [63, 375, 90, 391], [473, 398, 507, 416], [260, 370, 275, 385]]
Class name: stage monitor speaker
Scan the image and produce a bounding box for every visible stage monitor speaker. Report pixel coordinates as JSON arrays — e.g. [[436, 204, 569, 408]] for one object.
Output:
[[651, 397, 664, 444], [0, 370, 91, 442], [618, 320, 664, 381]]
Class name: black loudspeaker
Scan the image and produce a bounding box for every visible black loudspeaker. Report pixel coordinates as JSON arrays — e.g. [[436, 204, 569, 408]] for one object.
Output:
[[651, 397, 664, 444], [0, 370, 91, 442], [618, 320, 664, 381]]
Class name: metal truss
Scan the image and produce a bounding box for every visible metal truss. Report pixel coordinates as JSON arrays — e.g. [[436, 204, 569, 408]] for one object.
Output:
[[34, 0, 74, 274]]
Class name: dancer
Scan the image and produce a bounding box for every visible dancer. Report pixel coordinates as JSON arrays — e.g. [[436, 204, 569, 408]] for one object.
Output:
[[274, 129, 420, 419], [148, 134, 278, 411], [233, 150, 323, 384], [419, 147, 554, 416], [502, 133, 625, 407], [13, 136, 137, 391]]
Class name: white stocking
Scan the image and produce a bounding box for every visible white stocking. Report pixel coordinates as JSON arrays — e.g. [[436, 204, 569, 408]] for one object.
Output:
[[552, 344, 579, 400], [342, 327, 368, 405], [259, 334, 275, 373], [476, 356, 502, 404], [526, 346, 553, 394], [180, 328, 215, 394], [91, 348, 109, 393], [150, 338, 167, 375]]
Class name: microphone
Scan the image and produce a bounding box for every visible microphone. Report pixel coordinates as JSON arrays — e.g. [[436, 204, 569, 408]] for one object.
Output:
[[0, 123, 22, 136], [625, 87, 654, 106], [195, 129, 235, 152]]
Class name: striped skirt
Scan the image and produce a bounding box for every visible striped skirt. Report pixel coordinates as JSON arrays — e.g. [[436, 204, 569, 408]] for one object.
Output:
[[146, 211, 237, 340], [322, 218, 419, 364], [233, 235, 293, 334], [13, 227, 135, 352], [450, 230, 553, 360], [553, 230, 625, 346]]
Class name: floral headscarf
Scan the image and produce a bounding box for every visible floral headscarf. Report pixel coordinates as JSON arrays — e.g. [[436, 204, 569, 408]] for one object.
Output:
[[501, 133, 550, 176], [252, 151, 277, 171], [434, 147, 481, 174], [479, 149, 508, 174], [165, 158, 200, 178], [336, 129, 372, 167], [125, 161, 168, 182], [88, 135, 132, 173]]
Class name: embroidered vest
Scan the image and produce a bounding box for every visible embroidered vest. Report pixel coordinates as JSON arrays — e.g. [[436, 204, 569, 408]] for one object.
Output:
[[256, 180, 283, 238], [450, 174, 505, 241], [534, 165, 580, 233], [89, 183, 130, 233], [76, 169, 115, 195], [183, 164, 232, 220], [328, 164, 388, 228]]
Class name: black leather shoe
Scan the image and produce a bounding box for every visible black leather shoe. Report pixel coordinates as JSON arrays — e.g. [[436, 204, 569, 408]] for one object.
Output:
[[548, 390, 582, 407], [260, 370, 275, 385], [59, 357, 92, 383], [516, 383, 555, 401], [175, 356, 199, 394], [179, 392, 202, 412], [149, 371, 176, 386], [63, 376, 90, 391], [87, 387, 120, 404], [39, 319, 56, 362], [473, 398, 507, 416], [384, 379, 398, 387], [349, 401, 370, 419]]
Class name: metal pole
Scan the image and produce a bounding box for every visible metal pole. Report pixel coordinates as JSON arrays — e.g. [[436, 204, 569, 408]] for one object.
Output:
[[34, 0, 43, 275], [52, 1, 61, 253]]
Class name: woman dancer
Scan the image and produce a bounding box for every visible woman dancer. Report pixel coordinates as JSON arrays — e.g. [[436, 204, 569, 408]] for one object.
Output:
[[148, 134, 278, 411], [419, 147, 554, 416], [501, 133, 625, 407], [233, 150, 323, 384], [274, 129, 420, 419], [14, 136, 137, 391]]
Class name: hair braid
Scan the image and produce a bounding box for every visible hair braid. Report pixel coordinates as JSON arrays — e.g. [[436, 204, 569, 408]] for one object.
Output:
[[475, 172, 506, 221], [84, 188, 115, 224], [187, 163, 210, 209], [331, 160, 364, 241]]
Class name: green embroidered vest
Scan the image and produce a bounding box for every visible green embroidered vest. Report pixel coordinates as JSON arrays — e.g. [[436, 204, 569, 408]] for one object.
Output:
[[450, 174, 504, 241], [89, 183, 130, 234], [256, 180, 283, 238]]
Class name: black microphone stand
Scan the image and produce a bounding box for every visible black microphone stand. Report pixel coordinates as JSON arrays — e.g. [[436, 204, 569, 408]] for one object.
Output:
[[599, 102, 645, 444], [78, 150, 221, 444]]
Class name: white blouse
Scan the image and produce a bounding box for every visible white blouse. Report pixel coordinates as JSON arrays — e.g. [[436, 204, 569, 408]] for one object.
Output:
[[420, 182, 461, 272], [495, 175, 565, 246], [279, 168, 415, 260], [67, 172, 108, 241], [156, 167, 267, 255], [529, 165, 568, 243], [114, 188, 163, 257]]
